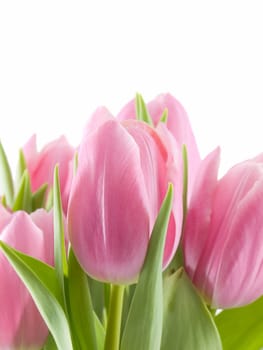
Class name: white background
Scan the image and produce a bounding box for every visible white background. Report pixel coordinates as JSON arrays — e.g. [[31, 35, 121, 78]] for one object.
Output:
[[0, 1, 263, 175]]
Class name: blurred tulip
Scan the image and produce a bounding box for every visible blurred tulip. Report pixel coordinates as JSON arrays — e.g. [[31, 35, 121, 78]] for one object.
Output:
[[68, 108, 183, 284], [117, 93, 201, 197], [183, 149, 263, 308], [0, 205, 54, 349], [23, 135, 75, 212]]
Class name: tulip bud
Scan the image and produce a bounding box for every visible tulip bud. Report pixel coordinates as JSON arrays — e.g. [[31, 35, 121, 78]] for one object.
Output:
[[23, 135, 75, 212], [68, 108, 183, 284], [117, 93, 201, 198], [183, 149, 263, 308], [0, 205, 54, 349]]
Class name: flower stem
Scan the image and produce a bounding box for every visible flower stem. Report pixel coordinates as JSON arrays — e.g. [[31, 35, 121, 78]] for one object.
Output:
[[104, 284, 125, 350]]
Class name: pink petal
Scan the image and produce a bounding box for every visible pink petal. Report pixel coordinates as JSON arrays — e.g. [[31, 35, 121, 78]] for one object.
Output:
[[0, 211, 49, 348], [183, 148, 220, 282], [148, 93, 201, 197], [68, 120, 150, 284], [210, 164, 263, 307]]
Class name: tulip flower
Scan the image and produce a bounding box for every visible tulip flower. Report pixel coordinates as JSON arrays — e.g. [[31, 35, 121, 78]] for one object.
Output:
[[0, 205, 54, 349], [117, 93, 201, 197], [68, 108, 183, 284], [183, 148, 263, 308], [23, 135, 75, 212]]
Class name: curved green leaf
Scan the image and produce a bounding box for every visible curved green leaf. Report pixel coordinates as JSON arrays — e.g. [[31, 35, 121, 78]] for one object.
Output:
[[121, 184, 174, 350], [135, 93, 154, 126], [159, 108, 168, 123], [215, 296, 263, 350], [12, 170, 32, 212], [53, 166, 68, 300], [94, 312, 105, 350], [68, 248, 99, 350], [0, 141, 14, 206], [32, 183, 48, 210], [16, 148, 27, 186], [161, 268, 222, 350], [0, 241, 73, 350]]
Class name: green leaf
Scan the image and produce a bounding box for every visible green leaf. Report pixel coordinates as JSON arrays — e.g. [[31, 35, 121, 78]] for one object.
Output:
[[16, 148, 27, 186], [67, 247, 99, 350], [135, 93, 154, 126], [43, 334, 57, 350], [0, 141, 14, 206], [0, 242, 62, 303], [94, 313, 106, 350], [12, 170, 32, 212], [53, 166, 68, 299], [46, 186, 54, 211], [215, 296, 263, 349], [161, 268, 222, 350], [1, 195, 7, 207], [0, 241, 73, 350], [88, 276, 108, 324], [159, 108, 168, 123], [32, 183, 48, 211], [120, 184, 174, 350], [121, 284, 136, 335], [73, 151, 78, 175]]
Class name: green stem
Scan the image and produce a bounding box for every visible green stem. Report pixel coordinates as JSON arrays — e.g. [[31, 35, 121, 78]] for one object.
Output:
[[104, 284, 125, 350]]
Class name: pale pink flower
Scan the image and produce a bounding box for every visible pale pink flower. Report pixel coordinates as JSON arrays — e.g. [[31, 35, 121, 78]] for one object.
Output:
[[0, 205, 54, 349], [183, 149, 263, 308], [68, 107, 183, 284]]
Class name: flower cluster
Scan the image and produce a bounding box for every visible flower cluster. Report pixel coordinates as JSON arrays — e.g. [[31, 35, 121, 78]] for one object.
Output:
[[0, 93, 262, 349]]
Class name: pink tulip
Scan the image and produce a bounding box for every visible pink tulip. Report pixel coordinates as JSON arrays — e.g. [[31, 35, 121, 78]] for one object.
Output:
[[23, 135, 75, 212], [117, 93, 201, 197], [183, 149, 263, 308], [68, 107, 183, 284], [0, 205, 54, 349]]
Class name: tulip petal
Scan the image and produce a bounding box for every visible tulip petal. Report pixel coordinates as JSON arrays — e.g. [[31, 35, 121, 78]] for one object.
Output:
[[23, 135, 74, 213], [121, 120, 183, 268], [83, 106, 115, 137], [148, 93, 201, 196], [0, 212, 48, 348], [210, 165, 263, 307], [30, 209, 54, 266], [0, 204, 12, 232], [117, 99, 136, 121], [183, 148, 220, 285], [68, 120, 150, 284]]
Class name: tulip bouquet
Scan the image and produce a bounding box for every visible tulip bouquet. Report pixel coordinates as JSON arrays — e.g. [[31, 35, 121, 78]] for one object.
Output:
[[0, 93, 263, 350]]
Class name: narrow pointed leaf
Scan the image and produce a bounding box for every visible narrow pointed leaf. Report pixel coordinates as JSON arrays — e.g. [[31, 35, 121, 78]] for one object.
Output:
[[0, 141, 14, 206], [32, 183, 48, 210], [0, 241, 73, 350], [46, 187, 53, 211], [159, 108, 168, 123], [73, 151, 78, 175], [161, 268, 222, 350], [94, 313, 105, 350], [88, 276, 107, 322], [53, 166, 68, 295], [121, 284, 136, 335], [135, 93, 154, 126], [43, 334, 57, 350], [121, 184, 174, 350], [68, 247, 98, 350], [12, 170, 32, 212], [16, 148, 27, 186], [0, 241, 62, 303], [1, 195, 7, 207], [215, 296, 263, 350]]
